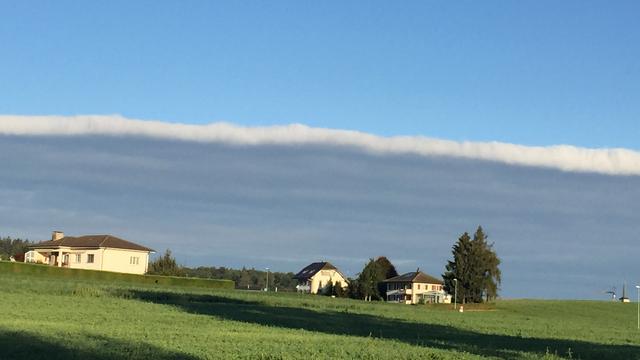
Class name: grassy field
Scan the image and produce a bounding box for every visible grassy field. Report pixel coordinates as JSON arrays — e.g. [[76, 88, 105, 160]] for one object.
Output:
[[1, 263, 639, 359]]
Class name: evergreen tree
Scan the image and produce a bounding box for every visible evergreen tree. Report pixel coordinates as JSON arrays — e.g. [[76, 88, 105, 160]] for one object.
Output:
[[443, 227, 501, 303], [148, 249, 184, 276], [0, 236, 33, 260], [443, 232, 473, 303], [471, 226, 501, 301]]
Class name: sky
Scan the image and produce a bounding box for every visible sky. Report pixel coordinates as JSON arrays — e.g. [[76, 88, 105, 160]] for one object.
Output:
[[1, 1, 639, 147], [0, 2, 639, 299]]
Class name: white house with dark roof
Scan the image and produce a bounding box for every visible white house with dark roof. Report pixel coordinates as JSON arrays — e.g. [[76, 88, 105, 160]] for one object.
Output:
[[26, 231, 155, 275], [383, 269, 451, 304], [293, 261, 348, 294]]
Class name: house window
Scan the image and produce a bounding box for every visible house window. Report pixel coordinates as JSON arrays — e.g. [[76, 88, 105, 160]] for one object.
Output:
[[417, 284, 421, 290], [87, 254, 94, 263], [130, 256, 139, 265], [75, 254, 81, 263]]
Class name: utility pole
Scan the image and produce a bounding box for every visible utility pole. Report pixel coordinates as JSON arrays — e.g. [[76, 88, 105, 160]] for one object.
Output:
[[453, 278, 458, 310], [636, 285, 640, 330], [265, 267, 269, 292]]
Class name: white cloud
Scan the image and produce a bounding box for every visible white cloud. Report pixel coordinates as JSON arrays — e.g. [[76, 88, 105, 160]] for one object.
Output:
[[1, 114, 639, 176]]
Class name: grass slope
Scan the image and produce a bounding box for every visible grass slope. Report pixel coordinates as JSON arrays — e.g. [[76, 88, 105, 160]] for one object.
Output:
[[1, 263, 638, 359]]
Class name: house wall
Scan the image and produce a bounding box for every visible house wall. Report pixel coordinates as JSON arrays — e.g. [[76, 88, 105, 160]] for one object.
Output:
[[24, 250, 47, 264], [31, 247, 150, 275], [386, 282, 446, 304], [101, 248, 150, 275], [309, 270, 348, 294], [65, 248, 104, 271]]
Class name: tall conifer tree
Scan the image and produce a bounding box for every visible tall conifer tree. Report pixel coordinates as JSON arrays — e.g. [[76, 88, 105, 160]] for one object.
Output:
[[443, 227, 501, 303]]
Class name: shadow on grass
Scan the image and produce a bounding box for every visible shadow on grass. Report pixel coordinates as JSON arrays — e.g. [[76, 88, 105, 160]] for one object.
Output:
[[123, 290, 639, 360], [0, 329, 198, 360]]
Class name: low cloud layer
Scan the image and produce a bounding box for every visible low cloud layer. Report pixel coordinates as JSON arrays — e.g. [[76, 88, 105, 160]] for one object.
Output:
[[2, 115, 640, 176], [1, 127, 638, 299]]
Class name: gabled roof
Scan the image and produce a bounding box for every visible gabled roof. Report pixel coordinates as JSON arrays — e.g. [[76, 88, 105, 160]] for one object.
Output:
[[383, 271, 443, 285], [293, 262, 338, 280], [31, 235, 154, 252]]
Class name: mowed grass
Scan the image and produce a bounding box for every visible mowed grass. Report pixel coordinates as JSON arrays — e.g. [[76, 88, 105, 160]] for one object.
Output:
[[1, 267, 639, 359]]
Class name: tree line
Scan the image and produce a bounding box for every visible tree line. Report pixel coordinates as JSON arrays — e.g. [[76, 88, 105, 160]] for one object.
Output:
[[147, 249, 298, 291], [0, 236, 33, 261]]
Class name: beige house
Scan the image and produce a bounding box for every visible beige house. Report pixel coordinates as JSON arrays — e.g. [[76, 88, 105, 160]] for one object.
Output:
[[27, 231, 154, 275], [293, 262, 348, 294], [383, 270, 451, 305]]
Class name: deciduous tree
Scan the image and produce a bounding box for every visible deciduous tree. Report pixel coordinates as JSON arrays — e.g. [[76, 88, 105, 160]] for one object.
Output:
[[356, 256, 399, 301]]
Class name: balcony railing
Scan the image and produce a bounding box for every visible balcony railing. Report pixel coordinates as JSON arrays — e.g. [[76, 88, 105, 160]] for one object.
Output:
[[386, 289, 412, 295]]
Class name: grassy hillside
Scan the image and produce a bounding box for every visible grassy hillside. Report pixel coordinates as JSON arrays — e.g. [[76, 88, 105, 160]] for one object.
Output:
[[1, 262, 638, 359]]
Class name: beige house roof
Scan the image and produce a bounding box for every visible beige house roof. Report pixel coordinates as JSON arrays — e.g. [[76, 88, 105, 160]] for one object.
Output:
[[383, 271, 443, 285], [31, 235, 154, 252]]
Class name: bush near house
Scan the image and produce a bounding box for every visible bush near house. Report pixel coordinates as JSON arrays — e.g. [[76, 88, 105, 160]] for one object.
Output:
[[1, 261, 234, 290]]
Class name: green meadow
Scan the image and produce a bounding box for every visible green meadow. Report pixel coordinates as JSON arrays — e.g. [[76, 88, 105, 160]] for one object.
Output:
[[1, 262, 638, 359]]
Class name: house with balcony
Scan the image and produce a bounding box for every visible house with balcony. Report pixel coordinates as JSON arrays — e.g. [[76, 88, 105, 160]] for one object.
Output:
[[293, 261, 348, 294], [26, 231, 155, 275], [383, 269, 451, 304]]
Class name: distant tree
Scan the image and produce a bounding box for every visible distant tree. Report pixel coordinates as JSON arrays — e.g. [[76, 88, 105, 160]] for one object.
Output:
[[443, 226, 501, 303], [443, 232, 472, 303], [0, 236, 33, 260], [238, 268, 252, 289], [322, 280, 335, 296], [470, 227, 501, 301], [375, 256, 398, 299], [334, 282, 346, 297], [357, 259, 379, 301], [181, 265, 297, 291], [148, 249, 184, 276], [346, 278, 359, 299], [356, 256, 398, 301]]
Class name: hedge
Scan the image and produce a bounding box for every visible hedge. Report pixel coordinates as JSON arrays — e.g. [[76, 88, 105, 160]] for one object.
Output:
[[0, 261, 234, 289]]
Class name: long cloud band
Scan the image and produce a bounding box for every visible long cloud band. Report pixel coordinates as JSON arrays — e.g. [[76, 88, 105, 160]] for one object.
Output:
[[1, 115, 639, 176]]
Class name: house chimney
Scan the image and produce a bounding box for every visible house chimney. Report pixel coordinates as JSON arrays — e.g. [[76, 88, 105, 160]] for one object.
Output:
[[52, 231, 64, 241]]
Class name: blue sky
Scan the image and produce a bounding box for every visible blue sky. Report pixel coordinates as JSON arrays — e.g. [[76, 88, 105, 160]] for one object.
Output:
[[1, 1, 638, 148]]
